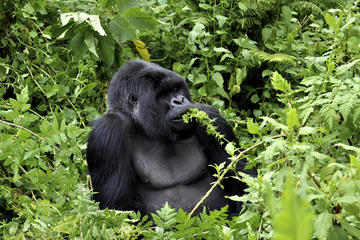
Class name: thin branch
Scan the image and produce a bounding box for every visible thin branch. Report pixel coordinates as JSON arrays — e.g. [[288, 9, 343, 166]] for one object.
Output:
[[19, 165, 45, 200], [0, 119, 44, 140], [188, 134, 286, 219]]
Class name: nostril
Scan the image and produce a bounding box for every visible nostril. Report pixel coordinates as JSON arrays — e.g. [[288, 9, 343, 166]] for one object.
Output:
[[170, 95, 190, 108], [172, 99, 182, 105], [170, 98, 182, 107]]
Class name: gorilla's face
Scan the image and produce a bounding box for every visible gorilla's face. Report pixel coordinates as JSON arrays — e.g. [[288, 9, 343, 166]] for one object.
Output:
[[107, 61, 195, 141]]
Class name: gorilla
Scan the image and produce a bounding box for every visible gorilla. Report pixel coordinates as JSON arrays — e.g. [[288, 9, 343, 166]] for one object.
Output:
[[87, 60, 255, 216]]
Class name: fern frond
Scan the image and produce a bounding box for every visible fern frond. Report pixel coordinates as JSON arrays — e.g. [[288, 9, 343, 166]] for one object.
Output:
[[290, 1, 323, 15], [251, 50, 296, 64]]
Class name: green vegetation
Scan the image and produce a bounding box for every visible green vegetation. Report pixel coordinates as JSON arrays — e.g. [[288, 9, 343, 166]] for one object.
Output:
[[1, 0, 359, 239]]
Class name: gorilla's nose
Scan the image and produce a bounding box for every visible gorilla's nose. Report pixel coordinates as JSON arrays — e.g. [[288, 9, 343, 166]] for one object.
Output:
[[170, 95, 189, 108]]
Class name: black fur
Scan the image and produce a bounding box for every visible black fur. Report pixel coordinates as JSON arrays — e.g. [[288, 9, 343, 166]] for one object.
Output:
[[87, 60, 255, 215]]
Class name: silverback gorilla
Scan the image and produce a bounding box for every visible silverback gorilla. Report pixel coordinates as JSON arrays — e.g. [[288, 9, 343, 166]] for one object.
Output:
[[87, 60, 255, 216]]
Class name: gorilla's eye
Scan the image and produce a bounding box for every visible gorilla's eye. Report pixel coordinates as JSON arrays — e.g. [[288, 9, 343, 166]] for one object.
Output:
[[128, 95, 138, 105]]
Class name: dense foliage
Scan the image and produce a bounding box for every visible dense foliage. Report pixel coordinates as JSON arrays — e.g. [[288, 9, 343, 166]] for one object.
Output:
[[0, 0, 359, 239]]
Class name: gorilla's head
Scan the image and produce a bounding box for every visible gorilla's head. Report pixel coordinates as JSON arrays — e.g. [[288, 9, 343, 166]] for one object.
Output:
[[107, 60, 195, 141]]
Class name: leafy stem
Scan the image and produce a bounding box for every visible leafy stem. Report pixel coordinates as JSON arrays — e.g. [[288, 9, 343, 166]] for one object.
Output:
[[188, 134, 286, 219]]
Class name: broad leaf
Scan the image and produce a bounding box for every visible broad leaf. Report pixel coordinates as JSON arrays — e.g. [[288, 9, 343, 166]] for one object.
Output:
[[124, 8, 159, 31], [109, 15, 136, 41]]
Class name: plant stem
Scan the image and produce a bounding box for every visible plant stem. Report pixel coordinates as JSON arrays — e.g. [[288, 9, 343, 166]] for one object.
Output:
[[188, 134, 286, 219]]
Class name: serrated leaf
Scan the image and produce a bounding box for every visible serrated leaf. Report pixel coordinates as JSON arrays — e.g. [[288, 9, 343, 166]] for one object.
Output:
[[287, 108, 300, 130], [271, 71, 291, 93], [298, 127, 317, 135], [339, 102, 352, 122], [261, 117, 289, 132], [124, 8, 159, 31], [300, 107, 314, 126], [320, 106, 336, 130], [324, 12, 338, 31], [336, 59, 360, 76], [334, 143, 360, 153]]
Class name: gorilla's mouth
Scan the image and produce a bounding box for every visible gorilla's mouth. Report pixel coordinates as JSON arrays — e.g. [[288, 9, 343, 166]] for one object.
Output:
[[169, 108, 189, 123], [172, 113, 185, 122]]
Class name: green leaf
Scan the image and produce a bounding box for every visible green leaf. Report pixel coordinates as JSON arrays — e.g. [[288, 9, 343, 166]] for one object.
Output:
[[262, 27, 272, 42], [287, 108, 300, 130], [213, 47, 231, 53], [193, 74, 207, 85], [98, 35, 115, 66], [235, 68, 246, 85], [116, 0, 143, 13], [84, 31, 98, 57], [230, 85, 241, 96], [247, 118, 260, 135], [324, 13, 339, 32], [337, 218, 360, 239], [273, 175, 314, 240], [69, 32, 87, 57], [109, 16, 136, 41], [211, 72, 224, 88], [238, 2, 248, 10], [328, 226, 348, 240], [298, 127, 317, 136], [336, 59, 360, 76], [314, 212, 332, 239], [61, 12, 106, 36], [214, 87, 229, 100], [271, 71, 291, 93], [213, 65, 227, 71], [261, 117, 289, 132], [216, 15, 228, 28], [225, 142, 236, 156], [124, 8, 159, 31], [98, 0, 115, 9]]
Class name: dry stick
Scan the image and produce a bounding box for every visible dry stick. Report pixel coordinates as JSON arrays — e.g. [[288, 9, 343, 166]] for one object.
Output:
[[0, 119, 44, 140], [188, 134, 286, 219]]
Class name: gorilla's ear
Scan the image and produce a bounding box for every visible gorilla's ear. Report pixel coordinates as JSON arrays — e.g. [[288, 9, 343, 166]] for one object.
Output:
[[128, 94, 138, 106]]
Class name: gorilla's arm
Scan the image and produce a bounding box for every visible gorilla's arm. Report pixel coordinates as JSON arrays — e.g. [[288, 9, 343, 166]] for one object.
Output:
[[86, 113, 137, 210], [193, 104, 256, 214]]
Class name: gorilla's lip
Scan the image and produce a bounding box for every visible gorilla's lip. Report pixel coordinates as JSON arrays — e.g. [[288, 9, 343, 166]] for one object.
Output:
[[168, 106, 190, 122], [171, 113, 184, 122]]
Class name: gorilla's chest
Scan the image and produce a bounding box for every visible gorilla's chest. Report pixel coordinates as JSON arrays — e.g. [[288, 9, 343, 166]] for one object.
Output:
[[133, 136, 208, 189]]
